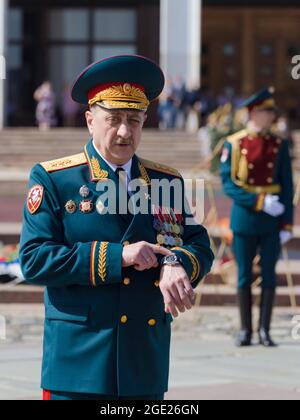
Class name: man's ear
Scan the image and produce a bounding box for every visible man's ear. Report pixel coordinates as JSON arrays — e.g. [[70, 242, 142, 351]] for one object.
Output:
[[143, 113, 148, 124], [85, 110, 94, 136]]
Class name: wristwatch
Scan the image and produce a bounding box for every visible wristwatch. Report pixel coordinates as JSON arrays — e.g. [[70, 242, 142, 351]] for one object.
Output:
[[161, 255, 183, 267]]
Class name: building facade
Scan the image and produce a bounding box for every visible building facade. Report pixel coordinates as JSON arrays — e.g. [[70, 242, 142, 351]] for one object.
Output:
[[7, 0, 161, 126], [2, 0, 300, 127], [202, 1, 300, 123]]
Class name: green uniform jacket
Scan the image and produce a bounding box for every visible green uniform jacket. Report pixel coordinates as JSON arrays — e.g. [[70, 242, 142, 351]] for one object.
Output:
[[19, 139, 214, 396], [220, 129, 294, 235]]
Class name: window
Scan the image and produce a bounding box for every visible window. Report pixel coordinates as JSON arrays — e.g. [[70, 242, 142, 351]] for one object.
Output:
[[49, 46, 89, 96], [92, 9, 137, 61], [260, 44, 273, 57], [7, 9, 23, 71], [7, 45, 22, 70], [223, 44, 235, 57], [47, 8, 138, 98], [93, 45, 136, 62], [8, 8, 23, 42], [49, 9, 89, 41], [93, 9, 136, 42]]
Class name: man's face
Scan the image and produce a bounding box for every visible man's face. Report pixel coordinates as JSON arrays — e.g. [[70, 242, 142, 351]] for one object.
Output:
[[85, 106, 147, 165], [251, 109, 277, 130]]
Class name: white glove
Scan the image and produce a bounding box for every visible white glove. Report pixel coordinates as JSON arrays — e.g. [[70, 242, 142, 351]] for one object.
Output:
[[263, 194, 285, 217], [280, 230, 293, 245]]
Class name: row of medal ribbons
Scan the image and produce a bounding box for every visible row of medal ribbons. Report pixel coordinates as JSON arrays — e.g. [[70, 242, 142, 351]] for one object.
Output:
[[152, 205, 184, 248]]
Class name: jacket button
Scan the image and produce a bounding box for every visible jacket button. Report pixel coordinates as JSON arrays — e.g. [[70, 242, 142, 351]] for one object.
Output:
[[120, 315, 128, 324], [268, 162, 274, 168], [123, 278, 131, 286], [248, 163, 254, 169], [241, 149, 248, 155], [273, 148, 279, 154], [123, 241, 130, 246], [148, 319, 156, 326], [154, 280, 160, 288], [267, 178, 273, 184], [249, 178, 255, 184]]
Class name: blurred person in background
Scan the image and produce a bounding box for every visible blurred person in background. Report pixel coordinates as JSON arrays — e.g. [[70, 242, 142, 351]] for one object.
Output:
[[171, 75, 186, 130], [33, 81, 57, 131], [61, 83, 80, 127], [158, 78, 177, 129], [184, 80, 202, 133]]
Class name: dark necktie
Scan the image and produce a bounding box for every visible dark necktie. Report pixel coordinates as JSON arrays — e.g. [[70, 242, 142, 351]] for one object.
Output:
[[115, 167, 127, 190], [115, 167, 133, 220]]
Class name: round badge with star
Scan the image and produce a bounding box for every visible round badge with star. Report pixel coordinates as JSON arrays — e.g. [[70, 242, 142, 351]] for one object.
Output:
[[65, 200, 77, 214], [79, 185, 90, 198], [80, 200, 93, 213]]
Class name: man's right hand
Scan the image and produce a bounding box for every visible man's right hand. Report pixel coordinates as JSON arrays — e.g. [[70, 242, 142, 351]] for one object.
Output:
[[122, 241, 173, 271], [263, 194, 285, 217]]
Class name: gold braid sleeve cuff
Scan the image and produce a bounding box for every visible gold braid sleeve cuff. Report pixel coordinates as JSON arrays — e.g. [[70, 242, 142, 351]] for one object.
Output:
[[171, 247, 201, 283]]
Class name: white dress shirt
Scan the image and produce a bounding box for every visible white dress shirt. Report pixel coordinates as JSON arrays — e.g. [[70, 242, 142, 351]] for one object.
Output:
[[92, 140, 132, 191]]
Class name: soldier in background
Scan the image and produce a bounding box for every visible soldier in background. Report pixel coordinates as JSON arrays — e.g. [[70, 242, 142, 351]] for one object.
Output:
[[220, 88, 294, 347]]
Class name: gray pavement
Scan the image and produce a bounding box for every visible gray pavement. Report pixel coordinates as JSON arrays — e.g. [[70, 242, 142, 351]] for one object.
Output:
[[0, 304, 299, 400]]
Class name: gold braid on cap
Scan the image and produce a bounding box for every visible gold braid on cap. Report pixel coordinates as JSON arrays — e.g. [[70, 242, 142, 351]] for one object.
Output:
[[88, 83, 150, 111], [254, 98, 276, 110]]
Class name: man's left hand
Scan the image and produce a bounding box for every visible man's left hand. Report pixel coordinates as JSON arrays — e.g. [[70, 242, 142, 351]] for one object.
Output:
[[159, 265, 196, 318]]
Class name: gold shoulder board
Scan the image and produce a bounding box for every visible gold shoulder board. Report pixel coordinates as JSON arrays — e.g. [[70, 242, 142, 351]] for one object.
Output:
[[227, 129, 248, 146], [40, 153, 87, 173], [139, 158, 182, 178]]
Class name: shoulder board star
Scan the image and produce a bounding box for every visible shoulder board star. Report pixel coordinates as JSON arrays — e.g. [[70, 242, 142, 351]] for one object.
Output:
[[138, 158, 182, 178], [40, 153, 87, 173], [226, 129, 248, 145]]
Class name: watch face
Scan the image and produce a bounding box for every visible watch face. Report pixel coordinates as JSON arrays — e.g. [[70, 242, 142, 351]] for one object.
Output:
[[166, 255, 177, 264]]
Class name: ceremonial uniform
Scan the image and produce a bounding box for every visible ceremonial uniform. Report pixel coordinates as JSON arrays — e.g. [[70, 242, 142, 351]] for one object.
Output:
[[19, 55, 214, 400], [220, 88, 294, 346]]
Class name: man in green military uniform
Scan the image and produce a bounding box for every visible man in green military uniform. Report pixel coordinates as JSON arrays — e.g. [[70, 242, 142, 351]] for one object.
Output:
[[20, 55, 214, 400], [220, 87, 294, 348]]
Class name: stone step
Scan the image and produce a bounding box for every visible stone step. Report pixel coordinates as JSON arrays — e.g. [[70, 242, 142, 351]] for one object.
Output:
[[0, 152, 199, 161], [206, 273, 300, 286], [2, 220, 300, 247], [209, 225, 300, 240], [195, 285, 300, 307], [0, 129, 202, 175], [0, 129, 299, 155], [2, 221, 300, 239], [0, 284, 299, 307], [0, 129, 196, 143]]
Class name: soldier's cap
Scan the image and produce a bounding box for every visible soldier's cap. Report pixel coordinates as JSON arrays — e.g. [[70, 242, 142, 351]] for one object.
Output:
[[71, 55, 165, 112], [240, 87, 277, 112]]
